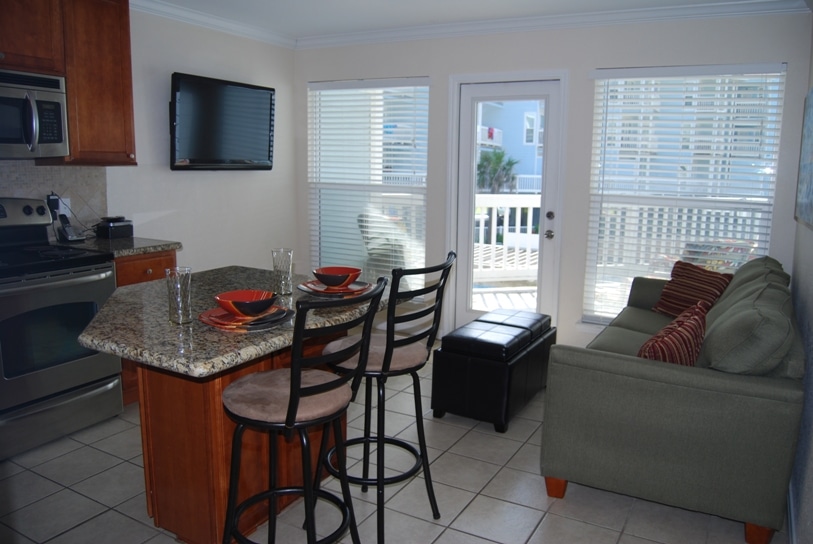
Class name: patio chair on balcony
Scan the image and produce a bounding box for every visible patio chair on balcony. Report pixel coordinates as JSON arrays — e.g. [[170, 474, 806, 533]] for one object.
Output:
[[357, 212, 408, 283]]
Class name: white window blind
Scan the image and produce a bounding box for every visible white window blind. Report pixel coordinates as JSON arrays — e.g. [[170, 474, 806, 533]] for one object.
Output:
[[584, 65, 786, 324], [307, 81, 428, 283]]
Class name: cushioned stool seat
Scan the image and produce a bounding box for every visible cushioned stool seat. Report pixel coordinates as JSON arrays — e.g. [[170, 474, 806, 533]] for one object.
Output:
[[431, 310, 556, 432]]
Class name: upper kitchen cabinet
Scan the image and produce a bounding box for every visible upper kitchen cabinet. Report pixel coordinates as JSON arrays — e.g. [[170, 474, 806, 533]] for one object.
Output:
[[40, 0, 137, 166], [0, 0, 65, 75]]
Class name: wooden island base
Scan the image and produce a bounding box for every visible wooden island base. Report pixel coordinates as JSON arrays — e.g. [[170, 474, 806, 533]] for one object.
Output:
[[137, 336, 341, 544]]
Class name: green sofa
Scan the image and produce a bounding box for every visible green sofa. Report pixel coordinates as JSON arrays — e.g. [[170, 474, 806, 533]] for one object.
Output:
[[540, 257, 805, 544]]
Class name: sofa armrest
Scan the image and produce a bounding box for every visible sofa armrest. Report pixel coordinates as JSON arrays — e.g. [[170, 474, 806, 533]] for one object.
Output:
[[540, 344, 803, 530], [626, 276, 667, 310]]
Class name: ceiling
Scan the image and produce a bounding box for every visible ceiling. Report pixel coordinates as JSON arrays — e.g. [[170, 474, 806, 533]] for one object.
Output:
[[130, 0, 811, 48]]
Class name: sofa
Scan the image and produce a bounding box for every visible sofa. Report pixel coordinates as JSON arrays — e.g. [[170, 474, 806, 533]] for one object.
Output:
[[540, 256, 805, 544]]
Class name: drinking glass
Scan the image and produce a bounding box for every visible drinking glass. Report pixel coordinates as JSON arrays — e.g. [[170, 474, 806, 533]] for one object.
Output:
[[271, 248, 293, 295], [166, 267, 193, 324]]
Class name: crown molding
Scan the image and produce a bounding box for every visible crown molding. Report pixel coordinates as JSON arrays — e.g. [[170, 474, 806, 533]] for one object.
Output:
[[130, 0, 296, 49], [130, 0, 810, 51]]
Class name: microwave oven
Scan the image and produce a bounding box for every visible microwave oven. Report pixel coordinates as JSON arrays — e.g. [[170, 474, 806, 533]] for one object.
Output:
[[0, 69, 70, 159]]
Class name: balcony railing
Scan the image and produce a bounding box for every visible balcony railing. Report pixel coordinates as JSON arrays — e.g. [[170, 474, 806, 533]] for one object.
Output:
[[514, 175, 542, 193], [474, 193, 541, 283], [477, 125, 503, 147], [591, 194, 770, 277]]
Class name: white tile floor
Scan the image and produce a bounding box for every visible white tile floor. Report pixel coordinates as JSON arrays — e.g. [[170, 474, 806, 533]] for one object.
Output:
[[0, 359, 790, 544]]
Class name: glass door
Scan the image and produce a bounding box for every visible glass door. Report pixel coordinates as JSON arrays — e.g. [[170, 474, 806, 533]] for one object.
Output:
[[454, 80, 562, 327]]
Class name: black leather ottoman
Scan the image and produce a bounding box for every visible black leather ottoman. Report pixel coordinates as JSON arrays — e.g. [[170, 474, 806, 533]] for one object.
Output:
[[431, 309, 556, 432]]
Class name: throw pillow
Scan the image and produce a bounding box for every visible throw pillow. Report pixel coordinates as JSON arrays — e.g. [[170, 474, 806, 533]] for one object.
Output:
[[638, 301, 710, 366], [653, 260, 733, 317]]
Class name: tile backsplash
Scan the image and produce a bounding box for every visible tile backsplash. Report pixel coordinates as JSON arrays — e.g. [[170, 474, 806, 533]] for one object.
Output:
[[0, 160, 107, 231]]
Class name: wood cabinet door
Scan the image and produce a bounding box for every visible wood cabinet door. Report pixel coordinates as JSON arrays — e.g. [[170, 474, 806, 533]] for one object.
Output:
[[0, 0, 65, 74], [56, 0, 136, 165]]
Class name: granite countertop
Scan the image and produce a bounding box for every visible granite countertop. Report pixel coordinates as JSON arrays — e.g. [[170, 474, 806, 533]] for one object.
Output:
[[78, 266, 380, 379], [75, 237, 182, 258]]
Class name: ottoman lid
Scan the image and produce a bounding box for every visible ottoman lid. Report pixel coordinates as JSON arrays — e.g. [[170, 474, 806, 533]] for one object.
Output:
[[475, 309, 551, 339], [440, 321, 531, 362]]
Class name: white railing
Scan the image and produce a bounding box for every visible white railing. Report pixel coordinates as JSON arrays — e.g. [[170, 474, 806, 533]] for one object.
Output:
[[473, 193, 541, 282], [383, 173, 426, 186], [514, 175, 542, 193], [592, 194, 770, 277], [477, 125, 503, 147]]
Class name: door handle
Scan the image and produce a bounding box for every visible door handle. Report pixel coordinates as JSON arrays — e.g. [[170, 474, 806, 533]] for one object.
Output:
[[544, 229, 554, 239]]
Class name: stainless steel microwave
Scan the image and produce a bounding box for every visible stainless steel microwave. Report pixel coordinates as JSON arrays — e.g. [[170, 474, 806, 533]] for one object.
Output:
[[0, 69, 69, 159]]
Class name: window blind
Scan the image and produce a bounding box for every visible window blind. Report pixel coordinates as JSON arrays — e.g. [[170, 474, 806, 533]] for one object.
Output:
[[583, 66, 786, 324], [307, 82, 429, 283]]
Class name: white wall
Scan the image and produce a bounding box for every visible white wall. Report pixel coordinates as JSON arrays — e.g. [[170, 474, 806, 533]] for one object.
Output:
[[293, 13, 812, 346], [788, 29, 813, 544], [113, 10, 811, 346], [106, 11, 296, 273]]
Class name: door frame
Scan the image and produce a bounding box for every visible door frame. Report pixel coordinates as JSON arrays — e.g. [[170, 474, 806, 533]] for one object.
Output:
[[445, 70, 569, 331]]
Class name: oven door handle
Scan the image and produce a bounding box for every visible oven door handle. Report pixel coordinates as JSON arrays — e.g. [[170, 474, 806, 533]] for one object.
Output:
[[2, 269, 114, 295]]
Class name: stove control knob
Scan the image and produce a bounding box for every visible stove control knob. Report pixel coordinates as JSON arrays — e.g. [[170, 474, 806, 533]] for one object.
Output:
[[36, 205, 48, 216], [22, 205, 33, 216]]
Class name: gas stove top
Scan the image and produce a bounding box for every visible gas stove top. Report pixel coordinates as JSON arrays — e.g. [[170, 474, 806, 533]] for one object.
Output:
[[0, 197, 113, 282]]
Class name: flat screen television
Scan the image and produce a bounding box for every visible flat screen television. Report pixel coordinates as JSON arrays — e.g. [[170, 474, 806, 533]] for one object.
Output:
[[169, 72, 275, 170]]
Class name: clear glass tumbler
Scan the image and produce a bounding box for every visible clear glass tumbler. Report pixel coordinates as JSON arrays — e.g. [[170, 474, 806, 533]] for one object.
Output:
[[271, 248, 293, 295], [166, 266, 193, 324]]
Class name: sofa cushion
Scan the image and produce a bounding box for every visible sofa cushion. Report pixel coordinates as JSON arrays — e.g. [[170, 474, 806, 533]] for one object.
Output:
[[653, 260, 733, 317], [713, 256, 790, 307], [587, 326, 655, 357], [708, 256, 791, 330], [699, 283, 796, 376], [638, 301, 710, 366], [607, 307, 674, 336]]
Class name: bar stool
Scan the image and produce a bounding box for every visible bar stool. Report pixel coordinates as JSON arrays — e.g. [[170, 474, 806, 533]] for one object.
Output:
[[323, 251, 456, 543], [221, 277, 387, 544]]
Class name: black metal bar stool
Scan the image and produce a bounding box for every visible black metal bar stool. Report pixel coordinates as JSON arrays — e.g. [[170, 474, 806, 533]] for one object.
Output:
[[323, 251, 456, 543], [221, 277, 387, 544]]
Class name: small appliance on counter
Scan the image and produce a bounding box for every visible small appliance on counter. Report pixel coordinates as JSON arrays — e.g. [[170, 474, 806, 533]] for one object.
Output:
[[95, 216, 133, 239]]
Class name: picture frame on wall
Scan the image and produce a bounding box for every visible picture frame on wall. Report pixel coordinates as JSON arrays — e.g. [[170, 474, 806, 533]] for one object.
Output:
[[796, 86, 813, 230]]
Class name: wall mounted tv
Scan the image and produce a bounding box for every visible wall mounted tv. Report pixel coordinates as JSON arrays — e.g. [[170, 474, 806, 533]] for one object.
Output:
[[169, 72, 275, 170]]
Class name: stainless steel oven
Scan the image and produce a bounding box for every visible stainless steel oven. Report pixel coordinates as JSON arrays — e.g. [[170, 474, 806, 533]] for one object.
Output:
[[0, 197, 121, 460]]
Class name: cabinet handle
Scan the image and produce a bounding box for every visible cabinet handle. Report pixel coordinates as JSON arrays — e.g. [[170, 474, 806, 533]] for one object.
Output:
[[146, 268, 153, 276]]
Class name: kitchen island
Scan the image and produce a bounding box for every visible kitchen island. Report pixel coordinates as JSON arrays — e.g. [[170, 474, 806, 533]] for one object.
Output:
[[79, 266, 377, 544]]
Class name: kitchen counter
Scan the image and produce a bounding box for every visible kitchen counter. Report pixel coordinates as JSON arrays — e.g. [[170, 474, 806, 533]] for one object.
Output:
[[78, 266, 374, 378], [75, 236, 182, 258]]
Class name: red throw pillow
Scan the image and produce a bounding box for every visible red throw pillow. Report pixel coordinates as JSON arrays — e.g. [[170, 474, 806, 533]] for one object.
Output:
[[653, 260, 733, 317], [638, 301, 710, 366]]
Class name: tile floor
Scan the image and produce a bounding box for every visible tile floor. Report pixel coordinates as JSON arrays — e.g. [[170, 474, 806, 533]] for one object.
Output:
[[0, 359, 789, 544]]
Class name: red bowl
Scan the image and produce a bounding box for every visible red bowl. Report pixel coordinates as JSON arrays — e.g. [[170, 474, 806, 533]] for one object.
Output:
[[215, 289, 278, 317], [313, 266, 361, 288]]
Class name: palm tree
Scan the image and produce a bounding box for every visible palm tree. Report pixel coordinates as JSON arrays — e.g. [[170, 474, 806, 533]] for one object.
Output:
[[476, 149, 519, 194]]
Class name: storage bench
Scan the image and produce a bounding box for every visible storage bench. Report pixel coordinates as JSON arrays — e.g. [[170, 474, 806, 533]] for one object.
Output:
[[431, 309, 556, 432]]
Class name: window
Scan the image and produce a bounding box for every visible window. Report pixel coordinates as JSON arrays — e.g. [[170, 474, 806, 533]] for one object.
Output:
[[583, 64, 786, 324], [307, 79, 429, 283], [524, 112, 536, 145]]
